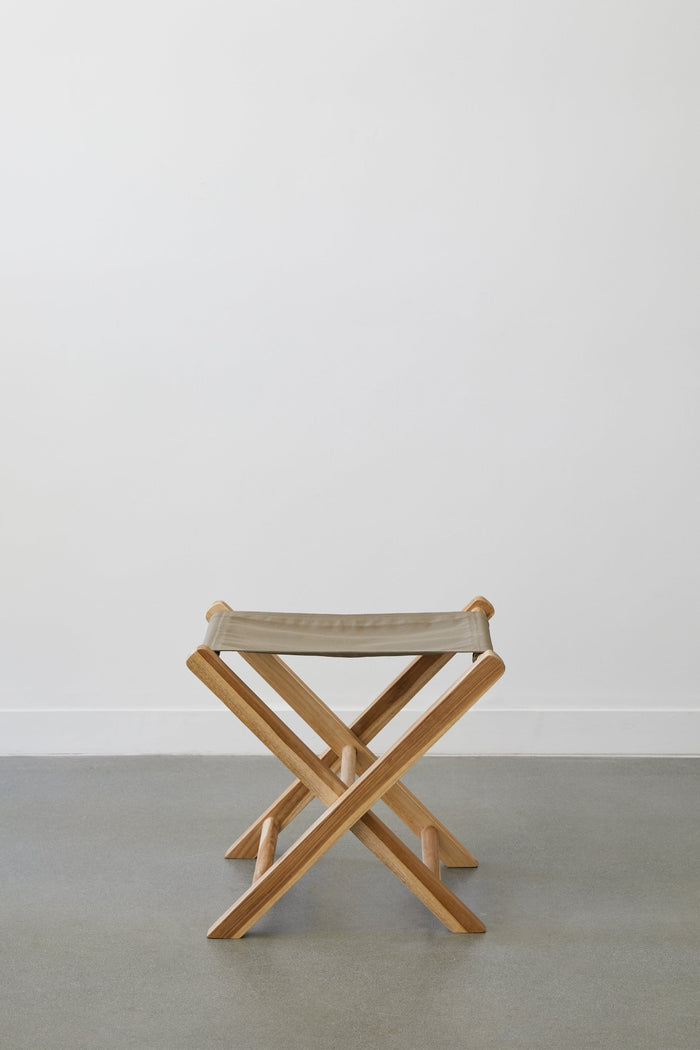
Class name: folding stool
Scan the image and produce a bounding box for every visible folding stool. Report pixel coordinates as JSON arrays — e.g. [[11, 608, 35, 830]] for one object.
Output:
[[186, 597, 505, 938]]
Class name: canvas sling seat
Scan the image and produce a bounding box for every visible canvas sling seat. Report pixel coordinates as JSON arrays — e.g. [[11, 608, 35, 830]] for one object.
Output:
[[203, 609, 494, 657], [187, 596, 505, 939]]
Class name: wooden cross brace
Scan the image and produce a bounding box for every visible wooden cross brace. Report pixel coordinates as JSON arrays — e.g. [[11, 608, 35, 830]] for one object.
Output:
[[186, 598, 505, 938]]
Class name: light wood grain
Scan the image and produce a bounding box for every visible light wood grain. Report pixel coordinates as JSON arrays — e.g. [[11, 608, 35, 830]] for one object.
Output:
[[421, 826, 440, 879], [225, 596, 492, 865], [349, 811, 483, 934], [340, 746, 356, 787], [224, 652, 453, 859], [187, 646, 499, 934], [466, 596, 495, 620], [253, 817, 278, 882], [240, 651, 478, 866], [187, 646, 504, 937]]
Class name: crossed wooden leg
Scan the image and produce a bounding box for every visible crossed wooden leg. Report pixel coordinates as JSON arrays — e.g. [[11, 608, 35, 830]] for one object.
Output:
[[214, 597, 493, 867], [187, 640, 504, 938], [230, 650, 480, 867]]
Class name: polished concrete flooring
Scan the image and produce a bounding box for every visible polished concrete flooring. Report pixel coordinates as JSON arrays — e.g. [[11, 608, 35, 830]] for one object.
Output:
[[1, 757, 698, 1050]]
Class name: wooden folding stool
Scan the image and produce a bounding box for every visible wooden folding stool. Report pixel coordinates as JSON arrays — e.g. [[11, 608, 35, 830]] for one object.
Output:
[[186, 597, 505, 938]]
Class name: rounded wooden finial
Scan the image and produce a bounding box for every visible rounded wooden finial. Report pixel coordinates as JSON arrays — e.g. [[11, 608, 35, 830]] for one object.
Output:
[[465, 596, 495, 619]]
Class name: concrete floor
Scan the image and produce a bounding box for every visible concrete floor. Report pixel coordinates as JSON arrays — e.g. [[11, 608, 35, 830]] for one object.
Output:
[[1, 757, 697, 1050]]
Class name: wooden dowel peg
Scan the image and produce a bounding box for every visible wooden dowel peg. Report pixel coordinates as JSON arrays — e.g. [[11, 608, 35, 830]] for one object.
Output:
[[205, 600, 233, 621], [253, 817, 278, 883], [421, 825, 441, 879], [340, 745, 356, 787]]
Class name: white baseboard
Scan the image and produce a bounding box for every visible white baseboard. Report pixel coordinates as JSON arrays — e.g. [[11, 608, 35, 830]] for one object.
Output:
[[1, 708, 698, 755]]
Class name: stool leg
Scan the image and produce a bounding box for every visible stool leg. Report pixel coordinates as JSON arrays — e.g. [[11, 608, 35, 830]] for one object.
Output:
[[188, 645, 489, 935], [227, 651, 478, 866], [188, 647, 504, 938], [215, 596, 494, 863], [225, 649, 454, 858]]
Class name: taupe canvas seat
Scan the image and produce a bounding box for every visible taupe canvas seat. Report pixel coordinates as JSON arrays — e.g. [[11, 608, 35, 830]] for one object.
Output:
[[187, 596, 505, 938], [203, 608, 494, 657]]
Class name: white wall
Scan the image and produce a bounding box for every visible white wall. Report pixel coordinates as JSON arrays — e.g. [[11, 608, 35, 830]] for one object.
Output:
[[2, 1, 698, 754]]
